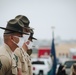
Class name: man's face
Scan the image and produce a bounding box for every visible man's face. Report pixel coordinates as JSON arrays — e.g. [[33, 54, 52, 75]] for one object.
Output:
[[11, 33, 23, 47], [23, 28, 34, 50], [13, 33, 22, 42]]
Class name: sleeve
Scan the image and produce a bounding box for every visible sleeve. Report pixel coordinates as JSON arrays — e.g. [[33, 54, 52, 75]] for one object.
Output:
[[0, 56, 11, 75]]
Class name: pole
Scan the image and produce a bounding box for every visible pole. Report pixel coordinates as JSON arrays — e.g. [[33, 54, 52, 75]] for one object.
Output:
[[51, 26, 55, 39]]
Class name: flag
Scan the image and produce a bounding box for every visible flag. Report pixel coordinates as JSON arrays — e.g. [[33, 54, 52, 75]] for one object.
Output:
[[48, 36, 57, 75]]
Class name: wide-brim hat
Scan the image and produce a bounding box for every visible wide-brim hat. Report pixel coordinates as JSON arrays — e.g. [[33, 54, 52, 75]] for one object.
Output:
[[15, 15, 34, 31], [0, 19, 29, 35], [32, 37, 37, 40], [30, 29, 37, 40], [30, 34, 37, 40]]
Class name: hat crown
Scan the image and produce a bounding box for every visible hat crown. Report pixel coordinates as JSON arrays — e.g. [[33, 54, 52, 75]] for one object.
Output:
[[15, 15, 30, 28], [7, 19, 23, 31], [4, 19, 24, 34]]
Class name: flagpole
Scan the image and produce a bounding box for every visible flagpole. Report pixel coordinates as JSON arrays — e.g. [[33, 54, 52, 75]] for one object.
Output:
[[51, 26, 55, 39], [48, 26, 56, 75]]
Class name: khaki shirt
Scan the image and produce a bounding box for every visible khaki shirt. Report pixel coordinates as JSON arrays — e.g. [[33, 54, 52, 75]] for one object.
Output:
[[0, 44, 18, 75], [15, 48, 32, 75]]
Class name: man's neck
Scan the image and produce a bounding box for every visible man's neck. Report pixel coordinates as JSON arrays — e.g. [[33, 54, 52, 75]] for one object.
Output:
[[22, 43, 28, 52], [5, 42, 18, 52]]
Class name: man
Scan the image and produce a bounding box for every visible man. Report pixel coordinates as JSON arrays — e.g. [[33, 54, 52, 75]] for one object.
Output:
[[14, 15, 37, 75], [27, 29, 37, 56], [0, 18, 28, 75]]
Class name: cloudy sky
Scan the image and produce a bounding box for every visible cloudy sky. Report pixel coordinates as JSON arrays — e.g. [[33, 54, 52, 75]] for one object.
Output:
[[0, 0, 76, 40]]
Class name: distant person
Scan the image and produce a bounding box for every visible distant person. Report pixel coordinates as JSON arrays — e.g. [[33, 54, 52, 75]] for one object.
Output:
[[0, 19, 26, 75], [56, 64, 67, 75], [70, 63, 76, 75]]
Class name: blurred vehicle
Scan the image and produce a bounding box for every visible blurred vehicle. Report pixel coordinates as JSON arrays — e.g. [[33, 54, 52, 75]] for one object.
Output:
[[31, 58, 52, 75], [64, 60, 76, 75], [59, 57, 70, 65]]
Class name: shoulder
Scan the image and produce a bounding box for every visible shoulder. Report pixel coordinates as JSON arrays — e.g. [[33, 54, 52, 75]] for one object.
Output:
[[0, 56, 11, 68], [0, 45, 6, 53], [0, 55, 11, 64], [0, 56, 11, 75], [0, 45, 10, 58]]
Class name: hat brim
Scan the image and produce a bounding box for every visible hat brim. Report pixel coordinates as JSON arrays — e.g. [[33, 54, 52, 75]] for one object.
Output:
[[0, 27, 29, 35], [32, 37, 37, 40]]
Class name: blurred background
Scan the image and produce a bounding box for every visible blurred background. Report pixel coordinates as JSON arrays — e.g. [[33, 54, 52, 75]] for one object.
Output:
[[0, 0, 76, 75]]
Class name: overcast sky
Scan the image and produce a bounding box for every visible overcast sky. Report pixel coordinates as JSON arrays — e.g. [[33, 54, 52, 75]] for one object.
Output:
[[0, 0, 76, 40]]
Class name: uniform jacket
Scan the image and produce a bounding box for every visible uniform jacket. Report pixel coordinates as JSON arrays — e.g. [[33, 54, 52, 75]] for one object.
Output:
[[15, 47, 32, 75], [0, 44, 18, 75]]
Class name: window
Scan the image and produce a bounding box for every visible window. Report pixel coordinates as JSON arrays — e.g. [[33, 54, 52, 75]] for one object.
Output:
[[32, 61, 45, 65], [64, 61, 76, 68]]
